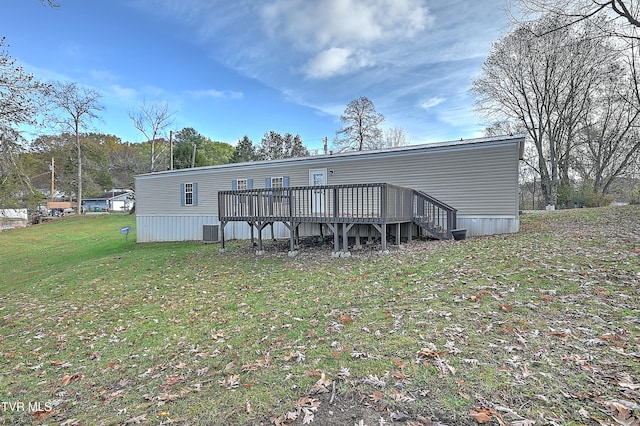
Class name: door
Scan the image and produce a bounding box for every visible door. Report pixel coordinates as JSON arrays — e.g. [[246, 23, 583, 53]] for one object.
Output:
[[309, 169, 327, 215]]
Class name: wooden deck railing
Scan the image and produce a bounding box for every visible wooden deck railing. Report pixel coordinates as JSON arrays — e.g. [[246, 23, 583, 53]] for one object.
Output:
[[219, 183, 415, 223], [218, 183, 457, 253]]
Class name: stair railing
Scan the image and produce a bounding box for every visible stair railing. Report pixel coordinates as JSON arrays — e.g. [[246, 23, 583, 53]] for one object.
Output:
[[413, 190, 457, 238]]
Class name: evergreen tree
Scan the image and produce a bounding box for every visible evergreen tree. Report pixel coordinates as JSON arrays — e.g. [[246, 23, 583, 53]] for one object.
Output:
[[231, 135, 258, 163], [257, 131, 309, 160]]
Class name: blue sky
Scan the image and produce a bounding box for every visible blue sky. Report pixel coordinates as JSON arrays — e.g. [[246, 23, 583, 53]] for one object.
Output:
[[2, 0, 512, 152]]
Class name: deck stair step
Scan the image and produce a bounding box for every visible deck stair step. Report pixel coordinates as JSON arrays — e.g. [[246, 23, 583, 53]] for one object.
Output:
[[411, 190, 457, 240]]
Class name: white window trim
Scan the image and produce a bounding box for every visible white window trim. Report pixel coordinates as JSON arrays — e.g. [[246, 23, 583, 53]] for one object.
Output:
[[270, 176, 284, 188], [184, 182, 194, 206]]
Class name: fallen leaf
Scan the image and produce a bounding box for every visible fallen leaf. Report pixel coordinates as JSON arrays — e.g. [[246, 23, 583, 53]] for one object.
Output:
[[302, 408, 315, 424], [369, 390, 383, 403], [32, 409, 60, 421], [539, 294, 553, 302], [337, 314, 354, 324], [393, 357, 408, 369], [220, 375, 240, 389], [61, 374, 82, 386], [605, 400, 640, 426], [578, 407, 590, 418], [392, 370, 409, 381], [512, 420, 535, 426], [390, 411, 410, 421], [309, 372, 332, 394], [469, 408, 494, 424], [124, 414, 147, 424], [619, 380, 640, 391]]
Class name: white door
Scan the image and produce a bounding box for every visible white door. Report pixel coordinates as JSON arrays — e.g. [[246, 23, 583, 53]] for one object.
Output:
[[309, 169, 327, 214]]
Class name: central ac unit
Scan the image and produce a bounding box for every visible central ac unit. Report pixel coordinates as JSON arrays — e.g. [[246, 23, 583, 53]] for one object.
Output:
[[203, 224, 219, 243]]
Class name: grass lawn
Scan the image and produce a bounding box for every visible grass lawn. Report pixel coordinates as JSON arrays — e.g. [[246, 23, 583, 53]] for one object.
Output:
[[0, 207, 638, 425]]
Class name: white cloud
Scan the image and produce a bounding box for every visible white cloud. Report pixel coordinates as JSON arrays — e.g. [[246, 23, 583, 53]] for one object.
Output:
[[419, 97, 446, 109], [304, 48, 373, 79], [89, 69, 120, 83], [261, 0, 433, 79], [129, 0, 510, 141], [262, 0, 432, 51], [188, 89, 243, 100], [109, 84, 138, 101]]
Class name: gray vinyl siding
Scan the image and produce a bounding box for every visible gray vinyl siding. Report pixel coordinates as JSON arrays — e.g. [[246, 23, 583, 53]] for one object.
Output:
[[135, 136, 522, 242]]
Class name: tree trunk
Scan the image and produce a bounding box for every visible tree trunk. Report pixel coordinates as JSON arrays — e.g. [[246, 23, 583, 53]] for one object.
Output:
[[76, 124, 82, 215]]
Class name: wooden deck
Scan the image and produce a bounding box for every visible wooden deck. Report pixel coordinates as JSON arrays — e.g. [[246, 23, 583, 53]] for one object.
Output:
[[218, 183, 457, 255]]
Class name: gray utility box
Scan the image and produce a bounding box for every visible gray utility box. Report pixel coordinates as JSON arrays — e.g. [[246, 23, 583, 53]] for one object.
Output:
[[203, 224, 219, 243]]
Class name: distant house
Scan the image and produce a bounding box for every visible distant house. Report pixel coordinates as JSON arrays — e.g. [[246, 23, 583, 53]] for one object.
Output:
[[82, 189, 134, 213], [46, 201, 76, 214], [0, 209, 28, 231], [134, 135, 525, 251]]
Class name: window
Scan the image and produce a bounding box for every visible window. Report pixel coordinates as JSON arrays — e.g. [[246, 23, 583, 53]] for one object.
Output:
[[181, 182, 198, 206], [271, 177, 284, 188], [266, 177, 290, 208], [266, 176, 288, 188], [232, 179, 252, 190], [184, 183, 194, 206]]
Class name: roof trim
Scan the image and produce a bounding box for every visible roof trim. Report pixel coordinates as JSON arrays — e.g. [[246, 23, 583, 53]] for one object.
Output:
[[135, 134, 525, 180]]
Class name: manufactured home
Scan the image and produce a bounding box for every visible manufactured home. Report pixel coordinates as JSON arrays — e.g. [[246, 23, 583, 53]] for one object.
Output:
[[135, 135, 524, 253], [82, 189, 134, 213]]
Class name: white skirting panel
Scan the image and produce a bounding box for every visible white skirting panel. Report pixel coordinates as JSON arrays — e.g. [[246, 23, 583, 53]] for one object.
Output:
[[136, 215, 217, 242], [136, 215, 293, 242], [136, 215, 520, 243], [457, 216, 519, 237]]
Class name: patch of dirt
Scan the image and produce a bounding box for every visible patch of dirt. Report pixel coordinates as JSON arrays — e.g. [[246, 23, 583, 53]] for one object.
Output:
[[230, 233, 452, 261], [261, 390, 463, 426]]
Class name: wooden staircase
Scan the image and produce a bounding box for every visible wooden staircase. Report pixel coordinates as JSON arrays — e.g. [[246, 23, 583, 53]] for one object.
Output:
[[412, 190, 457, 240]]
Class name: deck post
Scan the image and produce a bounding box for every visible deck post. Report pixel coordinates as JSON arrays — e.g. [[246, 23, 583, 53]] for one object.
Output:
[[327, 223, 340, 256], [342, 223, 354, 257], [256, 221, 264, 255], [219, 220, 226, 252], [283, 221, 299, 256], [381, 224, 387, 253]]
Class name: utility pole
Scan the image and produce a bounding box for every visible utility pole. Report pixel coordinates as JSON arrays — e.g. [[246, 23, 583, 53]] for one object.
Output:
[[50, 157, 55, 202], [323, 137, 328, 155], [191, 143, 197, 168]]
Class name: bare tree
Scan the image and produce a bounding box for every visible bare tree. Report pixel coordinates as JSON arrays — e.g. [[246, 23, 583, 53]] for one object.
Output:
[[0, 37, 50, 180], [513, 0, 640, 38], [39, 0, 59, 8], [383, 127, 410, 148], [49, 82, 103, 214], [334, 97, 385, 151], [0, 38, 50, 206], [573, 64, 640, 199], [472, 18, 615, 206], [129, 101, 174, 172], [484, 120, 527, 137]]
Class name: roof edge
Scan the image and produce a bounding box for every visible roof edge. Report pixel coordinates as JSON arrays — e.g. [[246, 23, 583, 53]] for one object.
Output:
[[135, 134, 525, 179]]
